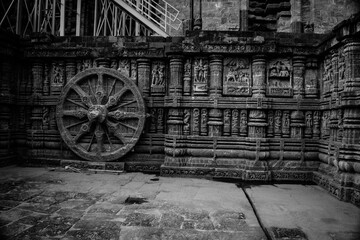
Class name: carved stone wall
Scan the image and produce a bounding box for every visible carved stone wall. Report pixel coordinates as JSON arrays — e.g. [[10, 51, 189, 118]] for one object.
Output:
[[1, 14, 360, 207]]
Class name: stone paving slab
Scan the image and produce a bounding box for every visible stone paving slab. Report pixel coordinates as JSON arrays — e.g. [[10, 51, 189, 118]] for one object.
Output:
[[0, 166, 266, 240], [245, 184, 360, 240], [1, 166, 358, 240]]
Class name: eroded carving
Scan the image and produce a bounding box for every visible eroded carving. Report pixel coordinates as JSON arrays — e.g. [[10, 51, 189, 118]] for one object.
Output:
[[223, 58, 251, 96]]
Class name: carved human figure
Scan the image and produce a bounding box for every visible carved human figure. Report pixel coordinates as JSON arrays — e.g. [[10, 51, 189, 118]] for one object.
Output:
[[52, 63, 64, 86], [194, 59, 208, 83], [223, 109, 231, 135], [200, 109, 208, 135], [184, 59, 191, 76], [239, 110, 248, 136]]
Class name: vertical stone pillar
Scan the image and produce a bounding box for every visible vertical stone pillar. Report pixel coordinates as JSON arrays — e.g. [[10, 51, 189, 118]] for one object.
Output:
[[183, 59, 191, 96], [169, 56, 183, 96], [290, 0, 302, 33], [290, 110, 305, 139], [329, 109, 338, 142], [252, 55, 266, 97], [313, 111, 321, 139], [130, 59, 137, 84], [32, 60, 43, 95], [293, 56, 305, 99], [239, 0, 248, 31], [342, 108, 360, 145], [208, 109, 222, 137], [331, 51, 339, 99], [167, 56, 183, 136], [304, 58, 318, 98], [1, 61, 11, 96], [137, 59, 151, 97], [209, 55, 223, 96], [43, 63, 50, 96], [248, 110, 267, 138], [344, 40, 360, 92], [65, 61, 76, 84]]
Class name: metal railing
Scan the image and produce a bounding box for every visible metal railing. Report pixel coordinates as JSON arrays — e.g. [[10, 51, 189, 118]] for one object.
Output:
[[120, 0, 182, 32]]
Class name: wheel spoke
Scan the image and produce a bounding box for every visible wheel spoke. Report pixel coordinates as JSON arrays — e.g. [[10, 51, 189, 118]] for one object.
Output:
[[65, 119, 88, 130], [106, 121, 128, 144], [105, 129, 114, 150], [105, 87, 130, 108], [118, 122, 137, 131], [62, 109, 88, 119], [73, 121, 93, 142], [87, 133, 95, 152], [108, 110, 142, 120], [66, 98, 88, 109], [88, 79, 95, 97], [95, 73, 105, 104], [108, 79, 116, 97], [72, 84, 93, 107], [95, 125, 104, 154], [110, 100, 137, 111]]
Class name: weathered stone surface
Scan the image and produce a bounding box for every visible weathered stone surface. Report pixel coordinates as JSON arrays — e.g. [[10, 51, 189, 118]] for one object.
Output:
[[64, 229, 120, 240], [119, 212, 160, 227], [17, 202, 60, 214]]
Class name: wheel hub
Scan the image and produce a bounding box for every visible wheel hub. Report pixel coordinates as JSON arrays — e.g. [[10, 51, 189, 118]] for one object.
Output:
[[87, 105, 107, 123]]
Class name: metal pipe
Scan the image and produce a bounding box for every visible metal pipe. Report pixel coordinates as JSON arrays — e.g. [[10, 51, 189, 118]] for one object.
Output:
[[190, 0, 193, 30]]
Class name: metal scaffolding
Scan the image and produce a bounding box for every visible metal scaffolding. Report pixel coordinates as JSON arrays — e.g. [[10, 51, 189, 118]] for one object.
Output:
[[0, 0, 182, 37]]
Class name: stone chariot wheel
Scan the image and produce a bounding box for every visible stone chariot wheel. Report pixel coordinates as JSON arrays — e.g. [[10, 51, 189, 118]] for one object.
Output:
[[56, 68, 146, 162]]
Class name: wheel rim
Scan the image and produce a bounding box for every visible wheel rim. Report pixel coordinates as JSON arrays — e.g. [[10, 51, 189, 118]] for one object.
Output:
[[56, 67, 145, 162]]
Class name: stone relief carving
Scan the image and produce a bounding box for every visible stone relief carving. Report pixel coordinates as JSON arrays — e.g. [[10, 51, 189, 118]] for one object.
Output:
[[183, 109, 190, 135], [151, 61, 165, 96], [322, 55, 333, 96], [282, 110, 290, 137], [183, 59, 192, 95], [223, 109, 231, 136], [239, 110, 248, 137], [157, 108, 164, 134], [223, 58, 251, 96], [200, 109, 208, 136], [51, 62, 65, 87], [305, 111, 313, 138], [313, 111, 321, 138], [193, 58, 208, 95], [192, 108, 200, 135], [118, 59, 130, 77], [150, 108, 157, 133], [267, 110, 274, 137], [274, 110, 282, 137], [267, 59, 292, 97], [231, 109, 239, 136], [130, 59, 137, 83]]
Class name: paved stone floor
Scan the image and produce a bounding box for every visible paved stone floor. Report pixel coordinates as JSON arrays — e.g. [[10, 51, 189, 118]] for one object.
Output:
[[0, 166, 358, 240]]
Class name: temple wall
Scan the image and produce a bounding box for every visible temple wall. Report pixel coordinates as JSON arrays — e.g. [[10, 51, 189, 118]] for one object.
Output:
[[167, 0, 360, 34], [0, 13, 360, 206], [0, 31, 24, 166]]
